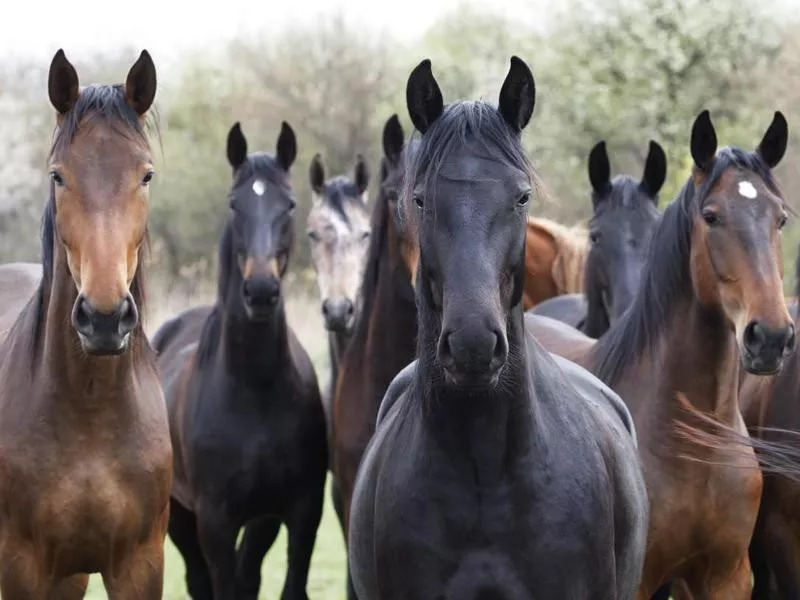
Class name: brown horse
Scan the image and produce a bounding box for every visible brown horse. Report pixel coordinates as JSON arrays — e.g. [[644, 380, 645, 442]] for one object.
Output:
[[0, 50, 171, 597], [526, 110, 794, 599], [741, 247, 800, 599], [522, 216, 588, 309], [331, 114, 418, 599]]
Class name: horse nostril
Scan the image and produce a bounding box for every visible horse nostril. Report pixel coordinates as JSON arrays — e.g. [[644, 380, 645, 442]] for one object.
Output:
[[438, 331, 455, 369], [242, 280, 252, 301], [322, 299, 331, 318], [492, 330, 508, 363], [344, 300, 355, 318], [117, 295, 138, 336], [786, 325, 797, 354], [71, 294, 94, 336], [744, 321, 765, 353]]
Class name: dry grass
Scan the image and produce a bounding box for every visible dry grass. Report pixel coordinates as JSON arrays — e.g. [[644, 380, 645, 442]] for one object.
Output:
[[84, 278, 345, 599]]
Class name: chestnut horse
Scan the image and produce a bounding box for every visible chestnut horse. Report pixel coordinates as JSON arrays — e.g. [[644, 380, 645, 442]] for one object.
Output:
[[0, 50, 172, 597], [331, 113, 419, 599], [526, 110, 795, 599], [306, 153, 371, 443], [151, 122, 327, 599], [522, 216, 588, 309], [349, 56, 648, 600], [531, 139, 665, 337]]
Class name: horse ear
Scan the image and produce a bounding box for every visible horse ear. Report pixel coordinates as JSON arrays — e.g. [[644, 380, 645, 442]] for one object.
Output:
[[226, 122, 248, 171], [756, 111, 788, 169], [276, 121, 297, 171], [382, 114, 405, 165], [354, 154, 370, 197], [498, 55, 535, 132], [690, 110, 717, 171], [48, 49, 80, 115], [309, 154, 325, 195], [588, 141, 611, 197], [124, 50, 157, 116], [406, 59, 444, 135], [641, 140, 667, 198]]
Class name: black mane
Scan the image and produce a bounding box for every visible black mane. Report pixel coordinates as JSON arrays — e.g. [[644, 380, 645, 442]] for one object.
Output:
[[592, 147, 783, 385], [322, 175, 368, 226]]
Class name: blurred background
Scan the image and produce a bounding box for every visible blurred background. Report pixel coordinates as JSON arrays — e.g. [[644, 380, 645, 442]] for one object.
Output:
[[1, 0, 799, 596]]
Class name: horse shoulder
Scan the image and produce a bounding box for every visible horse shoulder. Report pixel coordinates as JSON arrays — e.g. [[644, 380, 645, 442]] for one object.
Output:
[[524, 312, 595, 365], [376, 360, 416, 426], [0, 262, 42, 343]]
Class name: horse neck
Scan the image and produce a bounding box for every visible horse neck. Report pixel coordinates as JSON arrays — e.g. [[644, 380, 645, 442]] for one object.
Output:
[[38, 247, 146, 407], [651, 294, 741, 424], [218, 281, 290, 380], [417, 304, 533, 480]]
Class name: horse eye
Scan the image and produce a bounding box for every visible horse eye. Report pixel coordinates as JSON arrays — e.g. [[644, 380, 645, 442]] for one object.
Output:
[[141, 171, 155, 185], [414, 194, 424, 209], [702, 209, 721, 226], [49, 170, 64, 187], [517, 191, 531, 206], [589, 230, 602, 244], [307, 229, 320, 242], [360, 231, 371, 241], [778, 214, 788, 230]]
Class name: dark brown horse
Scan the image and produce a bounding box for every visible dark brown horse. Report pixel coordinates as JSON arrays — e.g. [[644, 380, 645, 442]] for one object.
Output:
[[331, 113, 418, 599], [0, 50, 172, 597], [349, 56, 648, 600], [151, 121, 327, 599], [526, 110, 794, 599], [741, 246, 800, 599]]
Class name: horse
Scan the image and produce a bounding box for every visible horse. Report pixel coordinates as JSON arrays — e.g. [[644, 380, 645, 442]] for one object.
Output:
[[530, 139, 665, 337], [525, 109, 795, 599], [521, 216, 589, 309], [331, 113, 419, 599], [348, 55, 648, 600], [741, 244, 800, 599], [306, 153, 371, 444], [151, 121, 327, 599], [0, 49, 172, 597]]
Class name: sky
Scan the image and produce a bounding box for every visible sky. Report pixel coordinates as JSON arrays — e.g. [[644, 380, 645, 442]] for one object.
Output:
[[0, 0, 545, 68]]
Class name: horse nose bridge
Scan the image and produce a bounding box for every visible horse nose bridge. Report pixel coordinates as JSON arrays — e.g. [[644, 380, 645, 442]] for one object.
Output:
[[78, 227, 129, 312], [243, 255, 280, 280]]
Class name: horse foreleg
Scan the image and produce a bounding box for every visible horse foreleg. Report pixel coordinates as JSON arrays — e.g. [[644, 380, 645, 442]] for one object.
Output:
[[684, 555, 751, 600], [235, 515, 282, 599], [102, 536, 165, 600], [196, 503, 240, 599], [280, 484, 325, 600], [52, 575, 89, 600]]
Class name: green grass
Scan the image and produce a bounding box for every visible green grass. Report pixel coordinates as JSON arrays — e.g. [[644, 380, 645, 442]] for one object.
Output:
[[84, 480, 347, 599]]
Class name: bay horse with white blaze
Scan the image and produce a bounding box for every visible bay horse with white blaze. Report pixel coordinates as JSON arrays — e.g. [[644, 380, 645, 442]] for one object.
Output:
[[0, 49, 172, 597], [151, 121, 326, 599], [349, 56, 648, 600], [526, 110, 795, 599]]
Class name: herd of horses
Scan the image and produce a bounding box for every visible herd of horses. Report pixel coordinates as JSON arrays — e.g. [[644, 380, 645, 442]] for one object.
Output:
[[0, 45, 799, 600]]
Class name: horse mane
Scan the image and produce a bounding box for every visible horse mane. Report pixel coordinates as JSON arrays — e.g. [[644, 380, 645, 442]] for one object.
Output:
[[195, 152, 293, 368], [321, 175, 368, 226], [527, 217, 589, 294], [342, 169, 392, 363], [591, 147, 783, 386]]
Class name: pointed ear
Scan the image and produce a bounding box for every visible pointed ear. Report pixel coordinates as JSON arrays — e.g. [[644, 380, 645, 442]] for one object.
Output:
[[641, 140, 667, 198], [48, 49, 80, 115], [309, 154, 325, 195], [124, 50, 157, 116], [406, 59, 444, 135], [226, 122, 248, 171], [690, 110, 717, 171], [756, 111, 788, 169], [382, 114, 405, 165], [498, 55, 535, 132], [588, 141, 611, 197], [354, 154, 370, 196], [276, 121, 297, 171]]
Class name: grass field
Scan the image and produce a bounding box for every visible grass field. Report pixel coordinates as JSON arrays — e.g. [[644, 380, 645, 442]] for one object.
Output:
[[85, 283, 349, 599]]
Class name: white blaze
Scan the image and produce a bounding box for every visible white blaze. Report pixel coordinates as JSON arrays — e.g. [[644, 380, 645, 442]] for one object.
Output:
[[252, 179, 266, 196], [738, 181, 757, 199]]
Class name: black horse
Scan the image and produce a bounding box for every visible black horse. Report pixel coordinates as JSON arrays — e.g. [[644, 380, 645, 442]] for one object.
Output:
[[152, 122, 327, 600], [348, 56, 648, 599], [531, 139, 665, 337]]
